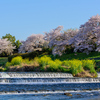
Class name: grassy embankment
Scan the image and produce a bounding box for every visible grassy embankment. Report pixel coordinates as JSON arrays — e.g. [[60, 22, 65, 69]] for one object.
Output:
[[1, 51, 100, 77], [0, 57, 8, 71]]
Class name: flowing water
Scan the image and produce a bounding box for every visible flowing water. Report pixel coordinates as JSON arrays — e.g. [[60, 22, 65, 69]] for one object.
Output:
[[0, 72, 100, 100]]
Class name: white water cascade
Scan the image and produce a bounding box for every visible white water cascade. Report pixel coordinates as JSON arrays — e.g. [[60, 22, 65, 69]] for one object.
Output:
[[0, 72, 100, 84], [0, 72, 100, 99], [97, 73, 100, 77], [0, 72, 10, 78], [0, 72, 73, 78]]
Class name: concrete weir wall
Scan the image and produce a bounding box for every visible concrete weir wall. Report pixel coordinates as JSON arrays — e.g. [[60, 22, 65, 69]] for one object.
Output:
[[0, 72, 100, 84]]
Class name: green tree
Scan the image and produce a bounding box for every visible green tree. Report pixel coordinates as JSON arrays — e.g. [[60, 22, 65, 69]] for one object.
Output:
[[14, 40, 22, 51]]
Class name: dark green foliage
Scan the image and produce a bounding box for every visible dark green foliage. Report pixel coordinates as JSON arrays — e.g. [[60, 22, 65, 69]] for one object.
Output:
[[0, 52, 10, 57], [57, 66, 68, 72], [8, 48, 52, 62], [0, 57, 8, 66], [14, 40, 22, 52], [53, 51, 100, 61], [8, 51, 40, 62], [42, 48, 52, 55], [64, 45, 74, 54]]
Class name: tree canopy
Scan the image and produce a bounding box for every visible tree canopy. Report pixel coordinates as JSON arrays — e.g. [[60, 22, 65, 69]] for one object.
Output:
[[2, 33, 21, 52], [2, 33, 16, 46], [0, 38, 15, 56]]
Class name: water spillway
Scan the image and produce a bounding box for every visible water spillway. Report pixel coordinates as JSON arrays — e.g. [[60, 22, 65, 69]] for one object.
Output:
[[0, 72, 73, 78], [97, 73, 100, 77], [0, 72, 100, 100], [0, 72, 100, 84], [0, 78, 100, 84]]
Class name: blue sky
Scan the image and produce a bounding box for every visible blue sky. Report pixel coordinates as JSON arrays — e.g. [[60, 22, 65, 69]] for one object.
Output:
[[0, 0, 100, 41]]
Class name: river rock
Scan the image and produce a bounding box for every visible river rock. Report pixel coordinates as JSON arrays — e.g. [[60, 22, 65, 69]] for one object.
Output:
[[43, 94, 47, 96], [5, 91, 7, 93], [64, 93, 72, 96], [34, 90, 38, 92], [76, 94, 82, 96], [88, 88, 92, 91], [17, 91, 20, 93]]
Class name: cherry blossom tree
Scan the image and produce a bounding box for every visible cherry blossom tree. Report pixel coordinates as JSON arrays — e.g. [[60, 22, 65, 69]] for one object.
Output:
[[18, 34, 45, 53], [44, 26, 63, 55], [0, 38, 15, 56], [18, 14, 100, 55], [69, 14, 100, 54], [44, 26, 78, 56], [2, 33, 22, 52]]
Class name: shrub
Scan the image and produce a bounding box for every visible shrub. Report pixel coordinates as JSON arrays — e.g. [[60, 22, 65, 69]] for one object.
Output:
[[57, 66, 67, 72], [22, 58, 31, 64], [82, 60, 96, 73], [54, 59, 62, 65], [39, 56, 64, 72], [62, 59, 83, 75], [62, 60, 71, 67], [11, 56, 23, 66], [39, 55, 52, 67], [5, 62, 11, 67], [70, 60, 83, 76], [47, 60, 58, 72]]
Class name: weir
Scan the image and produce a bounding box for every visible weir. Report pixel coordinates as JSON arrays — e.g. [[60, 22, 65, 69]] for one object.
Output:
[[0, 72, 10, 78], [0, 72, 100, 97], [0, 72, 100, 84], [0, 78, 100, 84], [0, 72, 73, 78], [97, 73, 100, 77]]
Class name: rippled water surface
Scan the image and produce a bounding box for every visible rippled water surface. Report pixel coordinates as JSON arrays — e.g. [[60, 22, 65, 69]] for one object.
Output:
[[0, 72, 100, 100]]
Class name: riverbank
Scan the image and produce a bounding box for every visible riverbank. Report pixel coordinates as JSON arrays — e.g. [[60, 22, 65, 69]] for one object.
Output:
[[0, 51, 100, 77]]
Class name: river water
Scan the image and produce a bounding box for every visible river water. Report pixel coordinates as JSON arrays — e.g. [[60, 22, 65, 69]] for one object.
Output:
[[0, 72, 100, 100]]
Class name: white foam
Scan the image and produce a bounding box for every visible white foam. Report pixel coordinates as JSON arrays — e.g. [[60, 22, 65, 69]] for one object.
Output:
[[0, 72, 73, 78], [0, 89, 100, 95]]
